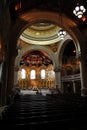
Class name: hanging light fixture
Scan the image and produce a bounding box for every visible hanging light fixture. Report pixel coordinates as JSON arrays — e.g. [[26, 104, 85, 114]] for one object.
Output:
[[73, 3, 86, 18], [17, 38, 22, 52], [58, 29, 66, 40], [58, 0, 66, 40]]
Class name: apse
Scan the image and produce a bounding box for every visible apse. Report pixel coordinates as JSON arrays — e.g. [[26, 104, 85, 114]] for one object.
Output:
[[20, 50, 53, 67]]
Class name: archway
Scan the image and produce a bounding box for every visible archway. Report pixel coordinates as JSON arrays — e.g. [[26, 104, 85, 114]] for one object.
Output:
[[10, 11, 84, 96], [58, 39, 81, 94], [14, 49, 56, 94]]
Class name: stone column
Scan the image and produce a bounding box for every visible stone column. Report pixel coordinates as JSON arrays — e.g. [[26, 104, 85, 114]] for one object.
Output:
[[14, 66, 19, 87], [79, 40, 87, 96], [54, 66, 62, 92], [72, 80, 76, 94], [75, 52, 82, 95], [0, 0, 11, 105]]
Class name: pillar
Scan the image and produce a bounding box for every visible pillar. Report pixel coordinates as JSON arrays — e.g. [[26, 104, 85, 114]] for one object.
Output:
[[0, 0, 11, 105], [14, 66, 19, 88], [79, 40, 87, 96], [54, 66, 62, 92], [72, 80, 76, 94]]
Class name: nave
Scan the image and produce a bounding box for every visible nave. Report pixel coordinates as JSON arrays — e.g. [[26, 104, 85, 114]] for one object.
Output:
[[1, 93, 87, 130]]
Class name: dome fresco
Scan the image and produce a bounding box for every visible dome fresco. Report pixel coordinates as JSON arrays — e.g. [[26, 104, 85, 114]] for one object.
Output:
[[20, 21, 65, 45]]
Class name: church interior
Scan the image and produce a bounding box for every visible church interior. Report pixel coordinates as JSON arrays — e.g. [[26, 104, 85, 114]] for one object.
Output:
[[0, 0, 87, 129]]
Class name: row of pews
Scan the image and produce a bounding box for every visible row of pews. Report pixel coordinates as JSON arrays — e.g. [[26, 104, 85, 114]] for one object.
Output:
[[1, 93, 87, 129]]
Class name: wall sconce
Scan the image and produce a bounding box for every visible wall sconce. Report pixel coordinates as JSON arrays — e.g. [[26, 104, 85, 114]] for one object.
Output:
[[73, 3, 86, 18]]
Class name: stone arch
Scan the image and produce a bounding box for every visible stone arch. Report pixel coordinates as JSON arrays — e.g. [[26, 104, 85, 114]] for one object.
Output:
[[19, 11, 84, 45], [11, 11, 84, 54], [57, 36, 81, 94], [58, 37, 80, 66], [13, 11, 83, 70], [15, 45, 56, 68], [11, 11, 84, 91], [12, 11, 83, 68], [14, 45, 56, 87]]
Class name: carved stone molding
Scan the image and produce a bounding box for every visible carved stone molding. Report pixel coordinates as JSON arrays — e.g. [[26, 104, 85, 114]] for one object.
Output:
[[14, 66, 19, 71]]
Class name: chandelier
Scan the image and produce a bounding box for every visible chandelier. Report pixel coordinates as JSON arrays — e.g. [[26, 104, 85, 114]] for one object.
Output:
[[57, 0, 66, 40], [58, 29, 66, 40], [73, 3, 86, 18]]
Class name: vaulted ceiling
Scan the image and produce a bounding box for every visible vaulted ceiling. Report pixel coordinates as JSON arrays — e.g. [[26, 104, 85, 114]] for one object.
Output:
[[7, 0, 87, 66], [20, 21, 65, 45], [8, 0, 87, 30]]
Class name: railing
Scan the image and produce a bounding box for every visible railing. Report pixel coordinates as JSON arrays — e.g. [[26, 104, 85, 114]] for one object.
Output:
[[61, 74, 81, 82]]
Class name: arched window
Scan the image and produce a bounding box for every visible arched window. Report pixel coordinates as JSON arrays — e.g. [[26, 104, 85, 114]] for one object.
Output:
[[21, 69, 26, 79], [41, 69, 46, 79], [30, 69, 36, 79]]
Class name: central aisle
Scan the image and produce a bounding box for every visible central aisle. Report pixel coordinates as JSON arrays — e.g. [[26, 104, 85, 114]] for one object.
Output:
[[1, 93, 87, 129]]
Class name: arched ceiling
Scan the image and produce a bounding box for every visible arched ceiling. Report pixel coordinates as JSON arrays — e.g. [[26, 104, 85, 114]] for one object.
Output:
[[20, 21, 67, 45], [8, 0, 87, 30], [18, 21, 72, 67], [7, 0, 84, 68]]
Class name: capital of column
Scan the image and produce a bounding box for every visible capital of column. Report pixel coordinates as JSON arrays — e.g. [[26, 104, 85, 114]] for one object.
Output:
[[54, 66, 62, 72]]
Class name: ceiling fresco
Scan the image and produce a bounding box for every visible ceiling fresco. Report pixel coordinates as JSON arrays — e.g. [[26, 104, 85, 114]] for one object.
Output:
[[20, 21, 65, 45]]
